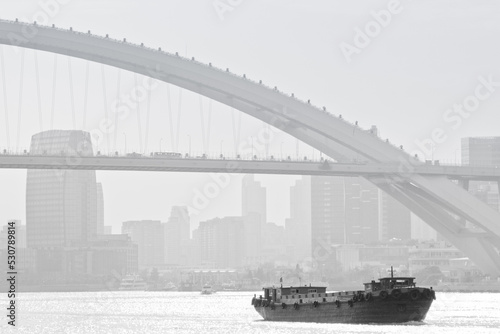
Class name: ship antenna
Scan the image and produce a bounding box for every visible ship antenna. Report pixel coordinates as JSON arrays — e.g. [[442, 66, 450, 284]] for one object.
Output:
[[391, 266, 394, 278]]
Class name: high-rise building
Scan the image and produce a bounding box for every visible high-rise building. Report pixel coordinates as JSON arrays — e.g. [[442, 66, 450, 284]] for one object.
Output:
[[26, 130, 102, 248], [379, 190, 411, 241], [461, 137, 500, 211], [96, 183, 104, 235], [461, 137, 500, 166], [344, 178, 379, 244], [310, 176, 379, 265], [122, 220, 164, 268], [311, 176, 345, 263], [197, 217, 245, 268], [164, 206, 190, 266], [242, 212, 262, 265], [242, 175, 267, 227], [285, 176, 311, 262]]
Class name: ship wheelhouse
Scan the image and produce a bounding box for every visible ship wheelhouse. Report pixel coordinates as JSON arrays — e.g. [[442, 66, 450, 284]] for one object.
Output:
[[364, 277, 416, 292], [261, 285, 327, 303]]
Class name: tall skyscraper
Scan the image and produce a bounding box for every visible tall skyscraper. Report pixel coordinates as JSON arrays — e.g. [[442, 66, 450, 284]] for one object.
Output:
[[197, 216, 245, 268], [461, 137, 500, 211], [344, 178, 379, 244], [122, 220, 164, 268], [285, 176, 311, 262], [310, 176, 345, 265], [242, 175, 267, 226], [310, 176, 379, 265], [164, 206, 190, 265], [461, 137, 500, 166], [379, 189, 411, 241], [26, 130, 103, 248], [96, 183, 104, 235]]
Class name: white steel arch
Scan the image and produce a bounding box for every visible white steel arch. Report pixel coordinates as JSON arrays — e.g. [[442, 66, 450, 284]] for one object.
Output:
[[0, 19, 498, 275]]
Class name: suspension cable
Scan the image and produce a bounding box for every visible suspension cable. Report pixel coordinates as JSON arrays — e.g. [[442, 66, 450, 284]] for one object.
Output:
[[50, 54, 57, 130], [175, 88, 182, 152], [34, 51, 43, 132], [82, 60, 89, 129], [0, 46, 10, 149], [67, 57, 76, 129], [101, 64, 110, 153], [231, 105, 241, 156], [134, 73, 143, 153], [16, 49, 25, 151], [144, 77, 152, 153], [113, 68, 121, 151], [199, 95, 206, 153], [166, 84, 174, 151], [207, 98, 212, 154]]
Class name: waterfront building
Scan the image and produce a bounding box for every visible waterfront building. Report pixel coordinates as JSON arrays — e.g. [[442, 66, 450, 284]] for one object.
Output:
[[26, 130, 102, 248]]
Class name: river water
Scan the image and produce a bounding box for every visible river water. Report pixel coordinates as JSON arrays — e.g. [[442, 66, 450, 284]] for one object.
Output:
[[0, 291, 498, 333]]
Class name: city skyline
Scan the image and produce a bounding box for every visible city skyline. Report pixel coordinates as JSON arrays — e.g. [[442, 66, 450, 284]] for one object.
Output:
[[3, 1, 500, 233], [1, 2, 500, 332]]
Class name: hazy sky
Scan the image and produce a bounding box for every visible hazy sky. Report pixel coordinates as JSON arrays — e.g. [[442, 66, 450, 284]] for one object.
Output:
[[1, 0, 500, 232]]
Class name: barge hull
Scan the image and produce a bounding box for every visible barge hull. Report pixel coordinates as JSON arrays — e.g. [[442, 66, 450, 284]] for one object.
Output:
[[255, 299, 433, 324]]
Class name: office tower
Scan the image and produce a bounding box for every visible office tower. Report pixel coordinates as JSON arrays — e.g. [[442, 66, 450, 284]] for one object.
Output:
[[379, 189, 411, 241], [197, 217, 245, 268], [461, 137, 500, 166], [310, 176, 345, 264], [26, 130, 102, 248], [96, 183, 104, 235], [122, 220, 164, 268], [164, 206, 190, 265], [310, 176, 380, 265], [242, 212, 262, 265], [344, 178, 379, 244], [285, 176, 311, 262], [461, 137, 500, 211], [242, 174, 267, 227]]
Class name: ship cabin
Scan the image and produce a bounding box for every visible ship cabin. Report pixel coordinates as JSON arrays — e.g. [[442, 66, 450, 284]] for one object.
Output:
[[363, 277, 416, 292], [261, 285, 327, 303]]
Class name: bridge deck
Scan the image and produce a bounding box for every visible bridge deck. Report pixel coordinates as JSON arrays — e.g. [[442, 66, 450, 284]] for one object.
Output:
[[0, 155, 499, 180]]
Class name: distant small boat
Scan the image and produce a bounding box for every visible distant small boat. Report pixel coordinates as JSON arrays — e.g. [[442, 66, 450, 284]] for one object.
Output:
[[118, 275, 148, 291], [201, 284, 214, 295], [162, 282, 177, 291], [221, 282, 240, 291]]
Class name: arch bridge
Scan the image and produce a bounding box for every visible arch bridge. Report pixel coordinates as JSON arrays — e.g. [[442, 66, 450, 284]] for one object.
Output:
[[0, 19, 499, 275]]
